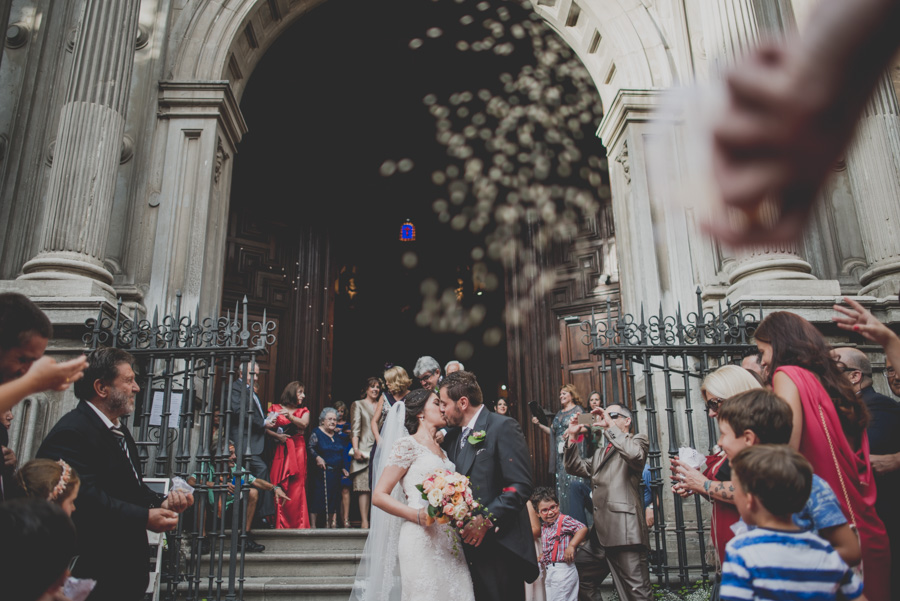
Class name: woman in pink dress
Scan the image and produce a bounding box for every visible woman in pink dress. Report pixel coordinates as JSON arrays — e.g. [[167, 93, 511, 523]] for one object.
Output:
[[755, 312, 889, 601], [270, 380, 310, 529]]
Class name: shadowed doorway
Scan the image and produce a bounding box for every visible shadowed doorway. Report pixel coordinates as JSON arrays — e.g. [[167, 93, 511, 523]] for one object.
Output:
[[225, 0, 516, 413]]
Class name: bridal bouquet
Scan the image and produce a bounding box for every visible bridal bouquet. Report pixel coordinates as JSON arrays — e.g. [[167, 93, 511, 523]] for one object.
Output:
[[416, 468, 480, 528]]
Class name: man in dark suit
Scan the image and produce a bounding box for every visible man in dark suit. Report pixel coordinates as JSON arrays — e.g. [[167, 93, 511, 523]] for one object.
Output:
[[835, 346, 900, 593], [564, 404, 651, 601], [37, 347, 192, 601], [227, 361, 277, 539], [440, 370, 539, 601]]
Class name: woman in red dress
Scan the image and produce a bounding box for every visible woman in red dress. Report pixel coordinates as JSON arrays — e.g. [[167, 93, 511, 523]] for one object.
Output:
[[755, 312, 889, 601], [270, 380, 310, 529]]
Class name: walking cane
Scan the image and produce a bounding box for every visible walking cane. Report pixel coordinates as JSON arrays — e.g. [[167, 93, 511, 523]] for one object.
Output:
[[323, 467, 329, 528]]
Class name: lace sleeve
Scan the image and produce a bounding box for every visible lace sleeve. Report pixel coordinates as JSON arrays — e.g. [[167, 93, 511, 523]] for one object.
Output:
[[387, 437, 418, 470]]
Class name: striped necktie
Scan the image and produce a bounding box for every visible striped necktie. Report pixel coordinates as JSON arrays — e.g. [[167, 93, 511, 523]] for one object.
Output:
[[110, 425, 140, 481]]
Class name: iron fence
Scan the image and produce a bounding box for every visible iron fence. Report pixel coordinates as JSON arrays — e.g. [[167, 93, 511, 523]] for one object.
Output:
[[84, 293, 277, 601], [579, 288, 761, 585]]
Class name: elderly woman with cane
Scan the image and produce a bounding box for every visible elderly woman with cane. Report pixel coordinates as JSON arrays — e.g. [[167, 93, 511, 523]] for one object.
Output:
[[307, 408, 347, 529]]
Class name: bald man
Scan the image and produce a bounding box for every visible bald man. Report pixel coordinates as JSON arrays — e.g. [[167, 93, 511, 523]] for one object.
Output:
[[834, 346, 900, 591]]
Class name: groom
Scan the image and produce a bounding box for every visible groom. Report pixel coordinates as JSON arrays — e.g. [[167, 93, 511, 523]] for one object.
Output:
[[440, 371, 539, 601]]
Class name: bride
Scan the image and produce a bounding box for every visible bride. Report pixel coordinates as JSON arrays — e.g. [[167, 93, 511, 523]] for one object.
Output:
[[350, 388, 475, 601]]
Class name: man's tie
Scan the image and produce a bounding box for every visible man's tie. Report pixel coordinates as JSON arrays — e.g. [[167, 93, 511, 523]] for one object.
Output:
[[111, 425, 140, 481], [461, 426, 471, 450]]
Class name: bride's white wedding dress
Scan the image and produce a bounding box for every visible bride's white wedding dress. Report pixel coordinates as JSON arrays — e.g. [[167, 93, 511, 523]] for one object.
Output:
[[350, 403, 475, 601], [389, 435, 476, 601]]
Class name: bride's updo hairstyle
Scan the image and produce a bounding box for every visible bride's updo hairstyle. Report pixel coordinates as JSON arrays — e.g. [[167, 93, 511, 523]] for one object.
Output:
[[404, 388, 434, 434]]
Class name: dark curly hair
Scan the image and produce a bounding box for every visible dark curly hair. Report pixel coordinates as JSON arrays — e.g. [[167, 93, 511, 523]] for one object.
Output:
[[404, 388, 435, 434], [754, 311, 868, 446]]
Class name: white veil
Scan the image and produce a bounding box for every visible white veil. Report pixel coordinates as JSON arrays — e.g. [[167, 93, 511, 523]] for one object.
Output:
[[349, 399, 408, 601]]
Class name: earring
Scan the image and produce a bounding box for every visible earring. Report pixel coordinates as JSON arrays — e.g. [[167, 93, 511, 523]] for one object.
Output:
[[419, 416, 424, 421]]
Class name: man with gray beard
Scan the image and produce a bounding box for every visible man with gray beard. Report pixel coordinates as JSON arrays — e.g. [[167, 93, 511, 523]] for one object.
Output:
[[38, 348, 193, 601]]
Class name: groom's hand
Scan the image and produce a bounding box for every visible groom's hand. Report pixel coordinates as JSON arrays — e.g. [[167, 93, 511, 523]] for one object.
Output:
[[461, 515, 492, 547]]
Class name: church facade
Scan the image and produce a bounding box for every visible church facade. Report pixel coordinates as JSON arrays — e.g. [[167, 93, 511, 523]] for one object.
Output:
[[2, 0, 900, 531]]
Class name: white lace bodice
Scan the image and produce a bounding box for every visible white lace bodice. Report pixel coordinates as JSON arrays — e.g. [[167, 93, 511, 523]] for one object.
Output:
[[387, 436, 456, 508]]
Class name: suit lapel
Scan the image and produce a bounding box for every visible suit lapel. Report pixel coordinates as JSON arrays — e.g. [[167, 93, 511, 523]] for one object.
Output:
[[79, 402, 143, 481], [455, 409, 489, 476]]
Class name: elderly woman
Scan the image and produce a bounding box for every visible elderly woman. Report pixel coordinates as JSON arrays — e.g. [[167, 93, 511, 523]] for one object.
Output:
[[307, 408, 347, 529]]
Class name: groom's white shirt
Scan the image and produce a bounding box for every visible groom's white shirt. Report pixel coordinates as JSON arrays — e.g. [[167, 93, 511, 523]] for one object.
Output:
[[463, 405, 486, 432]]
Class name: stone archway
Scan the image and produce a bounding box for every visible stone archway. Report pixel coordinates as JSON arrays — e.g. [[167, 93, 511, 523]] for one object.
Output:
[[148, 0, 675, 315]]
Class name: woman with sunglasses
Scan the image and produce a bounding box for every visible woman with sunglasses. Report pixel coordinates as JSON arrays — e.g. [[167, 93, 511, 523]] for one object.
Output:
[[670, 365, 761, 571]]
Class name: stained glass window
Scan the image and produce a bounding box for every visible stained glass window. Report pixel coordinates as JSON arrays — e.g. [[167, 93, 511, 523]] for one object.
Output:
[[400, 220, 416, 242]]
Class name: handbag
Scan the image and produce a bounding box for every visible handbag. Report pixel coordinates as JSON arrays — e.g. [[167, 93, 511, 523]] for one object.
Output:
[[817, 403, 864, 578]]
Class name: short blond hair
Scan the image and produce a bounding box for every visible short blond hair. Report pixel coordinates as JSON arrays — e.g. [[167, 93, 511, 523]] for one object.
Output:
[[384, 365, 412, 396], [701, 365, 762, 400]]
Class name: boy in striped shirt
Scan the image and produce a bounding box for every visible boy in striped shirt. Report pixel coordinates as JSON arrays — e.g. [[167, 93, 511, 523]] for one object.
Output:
[[533, 487, 588, 601], [721, 445, 863, 601]]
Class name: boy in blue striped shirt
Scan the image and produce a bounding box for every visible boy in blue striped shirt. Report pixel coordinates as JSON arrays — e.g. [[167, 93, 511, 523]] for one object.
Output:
[[721, 445, 863, 601]]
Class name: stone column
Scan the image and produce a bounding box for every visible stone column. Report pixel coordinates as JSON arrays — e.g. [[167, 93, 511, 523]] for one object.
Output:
[[847, 75, 900, 298], [19, 0, 141, 296], [700, 0, 836, 299], [144, 81, 247, 318]]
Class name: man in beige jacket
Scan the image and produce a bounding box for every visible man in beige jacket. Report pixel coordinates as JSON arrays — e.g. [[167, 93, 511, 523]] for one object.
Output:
[[564, 404, 651, 601]]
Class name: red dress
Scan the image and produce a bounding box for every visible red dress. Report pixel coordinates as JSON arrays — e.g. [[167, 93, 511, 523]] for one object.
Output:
[[703, 452, 739, 567], [778, 366, 890, 601], [269, 404, 310, 529]]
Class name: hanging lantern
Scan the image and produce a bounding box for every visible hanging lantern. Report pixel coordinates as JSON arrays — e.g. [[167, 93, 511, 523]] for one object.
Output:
[[399, 219, 416, 242]]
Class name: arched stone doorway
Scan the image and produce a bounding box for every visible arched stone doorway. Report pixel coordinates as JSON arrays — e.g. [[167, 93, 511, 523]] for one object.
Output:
[[217, 0, 616, 421], [149, 0, 668, 476]]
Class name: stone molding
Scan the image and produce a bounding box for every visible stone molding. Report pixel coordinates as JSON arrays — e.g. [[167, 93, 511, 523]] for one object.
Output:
[[596, 88, 664, 151], [157, 80, 248, 151]]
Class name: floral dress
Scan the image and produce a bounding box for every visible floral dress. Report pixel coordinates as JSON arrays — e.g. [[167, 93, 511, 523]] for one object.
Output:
[[551, 405, 590, 524]]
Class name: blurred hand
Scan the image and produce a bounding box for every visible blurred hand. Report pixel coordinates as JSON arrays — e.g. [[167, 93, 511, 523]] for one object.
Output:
[[316, 456, 326, 470], [563, 544, 576, 563], [434, 430, 445, 444], [833, 297, 897, 346], [707, 45, 846, 247], [274, 487, 291, 504], [24, 355, 88, 393], [645, 506, 655, 528]]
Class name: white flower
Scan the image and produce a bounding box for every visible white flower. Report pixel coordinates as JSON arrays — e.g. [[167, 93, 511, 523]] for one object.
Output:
[[427, 488, 443, 507]]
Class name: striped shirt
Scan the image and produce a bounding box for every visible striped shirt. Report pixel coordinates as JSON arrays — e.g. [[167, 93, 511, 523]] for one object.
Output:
[[539, 514, 585, 567], [721, 528, 863, 601]]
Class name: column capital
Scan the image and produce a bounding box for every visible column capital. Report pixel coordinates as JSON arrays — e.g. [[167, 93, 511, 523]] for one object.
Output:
[[596, 89, 666, 151], [158, 81, 248, 151]]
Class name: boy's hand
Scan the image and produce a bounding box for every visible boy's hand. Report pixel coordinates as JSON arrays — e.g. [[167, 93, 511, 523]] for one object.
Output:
[[564, 543, 576, 563]]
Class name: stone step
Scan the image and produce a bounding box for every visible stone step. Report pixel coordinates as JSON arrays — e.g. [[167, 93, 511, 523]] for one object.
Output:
[[211, 528, 368, 553], [199, 551, 364, 578], [180, 576, 354, 601]]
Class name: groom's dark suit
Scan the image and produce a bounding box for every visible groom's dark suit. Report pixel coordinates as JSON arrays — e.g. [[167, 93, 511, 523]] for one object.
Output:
[[445, 408, 539, 601]]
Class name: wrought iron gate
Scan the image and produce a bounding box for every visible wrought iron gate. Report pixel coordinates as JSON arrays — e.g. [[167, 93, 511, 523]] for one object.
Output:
[[84, 293, 276, 601], [579, 289, 760, 585]]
